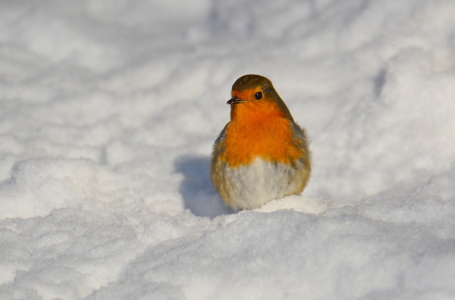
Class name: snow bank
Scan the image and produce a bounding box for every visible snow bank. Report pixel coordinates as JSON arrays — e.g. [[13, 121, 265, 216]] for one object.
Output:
[[1, 0, 455, 299]]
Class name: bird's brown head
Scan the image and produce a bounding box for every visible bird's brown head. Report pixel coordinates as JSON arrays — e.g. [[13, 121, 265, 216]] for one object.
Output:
[[227, 74, 294, 122]]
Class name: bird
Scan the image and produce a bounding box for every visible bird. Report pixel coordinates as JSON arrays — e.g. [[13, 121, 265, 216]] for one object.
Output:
[[211, 74, 311, 210]]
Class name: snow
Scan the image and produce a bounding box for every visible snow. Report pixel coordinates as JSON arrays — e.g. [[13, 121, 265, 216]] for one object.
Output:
[[1, 0, 455, 299]]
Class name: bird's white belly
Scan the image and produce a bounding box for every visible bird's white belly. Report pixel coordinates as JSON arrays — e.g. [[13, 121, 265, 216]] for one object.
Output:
[[221, 158, 303, 209]]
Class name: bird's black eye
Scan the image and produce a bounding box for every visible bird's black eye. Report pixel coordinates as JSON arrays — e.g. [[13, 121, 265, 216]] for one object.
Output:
[[255, 92, 263, 100]]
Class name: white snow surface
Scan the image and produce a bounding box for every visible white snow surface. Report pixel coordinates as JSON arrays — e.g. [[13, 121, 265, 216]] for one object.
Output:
[[1, 0, 455, 299]]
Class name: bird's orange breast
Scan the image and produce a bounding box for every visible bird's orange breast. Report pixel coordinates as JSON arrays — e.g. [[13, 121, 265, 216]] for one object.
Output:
[[218, 95, 303, 168]]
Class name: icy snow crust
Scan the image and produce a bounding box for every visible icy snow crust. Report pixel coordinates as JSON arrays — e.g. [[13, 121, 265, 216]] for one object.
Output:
[[1, 0, 455, 299]]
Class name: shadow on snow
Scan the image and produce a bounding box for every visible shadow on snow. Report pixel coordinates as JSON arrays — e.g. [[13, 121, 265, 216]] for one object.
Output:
[[174, 155, 234, 218]]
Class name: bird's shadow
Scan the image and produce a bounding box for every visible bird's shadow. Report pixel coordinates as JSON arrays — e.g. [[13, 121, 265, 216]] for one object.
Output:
[[174, 155, 234, 218]]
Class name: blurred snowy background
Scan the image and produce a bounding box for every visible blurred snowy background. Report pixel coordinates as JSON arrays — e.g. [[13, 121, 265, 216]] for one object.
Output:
[[1, 0, 455, 299]]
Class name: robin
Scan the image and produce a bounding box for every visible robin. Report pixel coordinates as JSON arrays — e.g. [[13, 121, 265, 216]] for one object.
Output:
[[211, 74, 311, 210]]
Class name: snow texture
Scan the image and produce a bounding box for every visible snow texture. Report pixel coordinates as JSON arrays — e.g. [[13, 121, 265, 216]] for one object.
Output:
[[1, 0, 455, 299]]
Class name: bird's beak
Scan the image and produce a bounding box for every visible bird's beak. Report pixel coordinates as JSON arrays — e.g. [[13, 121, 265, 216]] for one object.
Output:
[[227, 97, 247, 104]]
